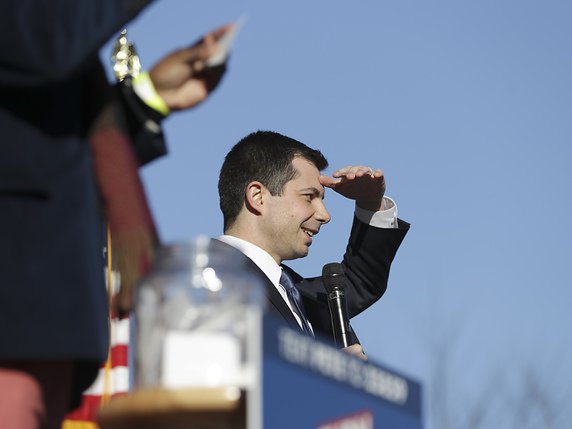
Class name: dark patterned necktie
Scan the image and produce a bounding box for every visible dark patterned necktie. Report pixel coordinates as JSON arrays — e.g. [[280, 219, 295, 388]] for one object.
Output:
[[280, 270, 314, 337]]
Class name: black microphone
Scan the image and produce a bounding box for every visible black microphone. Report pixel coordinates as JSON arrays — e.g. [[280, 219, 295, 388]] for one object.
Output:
[[322, 262, 353, 348]]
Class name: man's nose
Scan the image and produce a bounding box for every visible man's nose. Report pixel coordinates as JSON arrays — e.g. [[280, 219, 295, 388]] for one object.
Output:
[[315, 200, 331, 224]]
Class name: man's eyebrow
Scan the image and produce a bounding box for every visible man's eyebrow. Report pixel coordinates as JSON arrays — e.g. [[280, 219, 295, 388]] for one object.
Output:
[[299, 187, 325, 199]]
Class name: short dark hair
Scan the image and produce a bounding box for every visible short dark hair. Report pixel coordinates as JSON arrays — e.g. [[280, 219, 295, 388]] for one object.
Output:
[[218, 130, 328, 231]]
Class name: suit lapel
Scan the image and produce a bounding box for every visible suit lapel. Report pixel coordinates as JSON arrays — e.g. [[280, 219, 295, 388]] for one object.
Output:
[[262, 274, 301, 329], [212, 239, 300, 330]]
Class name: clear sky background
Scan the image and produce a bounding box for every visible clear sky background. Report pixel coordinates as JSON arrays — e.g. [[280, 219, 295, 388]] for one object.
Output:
[[103, 1, 572, 427]]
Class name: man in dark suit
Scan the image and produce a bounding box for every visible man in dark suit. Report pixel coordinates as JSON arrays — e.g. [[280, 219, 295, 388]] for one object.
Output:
[[217, 131, 409, 360], [0, 2, 230, 428]]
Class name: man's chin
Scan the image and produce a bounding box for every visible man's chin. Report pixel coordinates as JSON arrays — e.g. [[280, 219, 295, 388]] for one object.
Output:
[[298, 246, 310, 258], [283, 247, 310, 261]]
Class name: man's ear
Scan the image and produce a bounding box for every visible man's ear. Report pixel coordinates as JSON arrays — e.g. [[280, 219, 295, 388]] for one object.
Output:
[[245, 181, 265, 215]]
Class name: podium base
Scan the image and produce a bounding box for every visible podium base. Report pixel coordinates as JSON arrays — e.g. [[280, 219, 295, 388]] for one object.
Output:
[[97, 387, 246, 429]]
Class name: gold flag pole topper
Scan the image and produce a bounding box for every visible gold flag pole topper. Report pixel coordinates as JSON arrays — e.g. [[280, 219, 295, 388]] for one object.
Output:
[[100, 27, 143, 407], [111, 29, 142, 81]]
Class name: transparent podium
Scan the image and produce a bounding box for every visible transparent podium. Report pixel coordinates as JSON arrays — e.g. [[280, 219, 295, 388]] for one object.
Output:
[[97, 240, 422, 429]]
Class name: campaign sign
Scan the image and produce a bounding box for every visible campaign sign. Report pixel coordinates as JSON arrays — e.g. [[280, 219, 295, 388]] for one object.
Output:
[[262, 315, 423, 429]]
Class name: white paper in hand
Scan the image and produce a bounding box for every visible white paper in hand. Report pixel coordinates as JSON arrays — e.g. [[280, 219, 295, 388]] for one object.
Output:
[[206, 15, 246, 67]]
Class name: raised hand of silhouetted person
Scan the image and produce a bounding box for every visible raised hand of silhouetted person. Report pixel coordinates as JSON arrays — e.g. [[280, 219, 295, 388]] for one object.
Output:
[[149, 23, 232, 112]]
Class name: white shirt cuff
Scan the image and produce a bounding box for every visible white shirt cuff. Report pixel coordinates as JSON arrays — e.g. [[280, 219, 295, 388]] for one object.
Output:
[[354, 196, 398, 229]]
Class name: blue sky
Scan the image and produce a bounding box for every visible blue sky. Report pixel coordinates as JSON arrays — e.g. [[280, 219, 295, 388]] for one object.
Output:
[[103, 1, 572, 426]]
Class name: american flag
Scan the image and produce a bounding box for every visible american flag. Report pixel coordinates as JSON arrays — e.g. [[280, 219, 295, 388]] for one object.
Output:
[[63, 236, 131, 429]]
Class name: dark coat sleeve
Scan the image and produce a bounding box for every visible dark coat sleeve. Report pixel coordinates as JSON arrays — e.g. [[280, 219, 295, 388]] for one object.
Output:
[[342, 217, 410, 317], [116, 78, 168, 166]]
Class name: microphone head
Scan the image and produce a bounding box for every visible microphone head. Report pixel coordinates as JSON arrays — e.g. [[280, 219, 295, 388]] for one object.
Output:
[[322, 262, 346, 293]]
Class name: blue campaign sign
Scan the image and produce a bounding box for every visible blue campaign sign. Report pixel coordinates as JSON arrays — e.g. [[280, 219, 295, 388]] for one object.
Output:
[[262, 315, 423, 429]]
